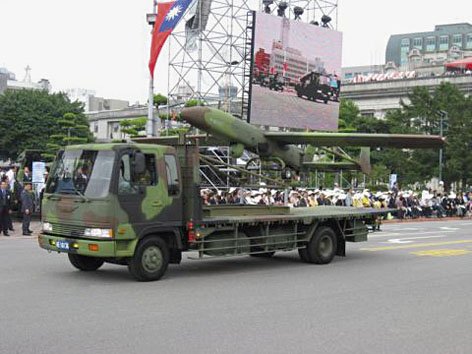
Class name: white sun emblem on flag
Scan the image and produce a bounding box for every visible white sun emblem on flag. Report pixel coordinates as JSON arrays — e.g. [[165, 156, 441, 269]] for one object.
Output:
[[166, 5, 182, 21]]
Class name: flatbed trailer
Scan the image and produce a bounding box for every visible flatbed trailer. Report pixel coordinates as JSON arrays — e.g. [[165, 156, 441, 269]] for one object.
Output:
[[38, 142, 391, 281], [188, 205, 386, 260]]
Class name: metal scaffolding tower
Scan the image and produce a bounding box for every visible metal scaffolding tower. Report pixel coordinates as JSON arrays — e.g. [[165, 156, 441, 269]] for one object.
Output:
[[167, 0, 253, 119], [167, 0, 338, 117]]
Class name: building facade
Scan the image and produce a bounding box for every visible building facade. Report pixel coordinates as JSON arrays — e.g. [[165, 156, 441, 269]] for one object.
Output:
[[0, 67, 51, 94], [270, 41, 324, 83], [341, 65, 385, 82], [340, 23, 472, 118], [386, 23, 472, 69], [341, 74, 472, 118], [65, 88, 129, 113]]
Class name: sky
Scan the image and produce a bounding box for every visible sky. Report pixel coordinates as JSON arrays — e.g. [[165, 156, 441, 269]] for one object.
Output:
[[0, 0, 470, 103]]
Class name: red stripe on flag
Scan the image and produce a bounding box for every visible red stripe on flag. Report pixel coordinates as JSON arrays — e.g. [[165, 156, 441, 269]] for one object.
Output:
[[148, 1, 174, 78]]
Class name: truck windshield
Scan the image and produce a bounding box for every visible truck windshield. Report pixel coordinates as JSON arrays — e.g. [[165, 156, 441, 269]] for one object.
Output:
[[46, 150, 115, 198]]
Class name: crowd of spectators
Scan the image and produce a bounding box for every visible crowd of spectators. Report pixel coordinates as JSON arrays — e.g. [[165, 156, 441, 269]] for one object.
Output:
[[201, 183, 472, 220]]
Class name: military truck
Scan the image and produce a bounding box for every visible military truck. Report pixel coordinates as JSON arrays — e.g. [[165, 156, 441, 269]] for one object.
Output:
[[295, 71, 330, 104], [38, 141, 388, 281]]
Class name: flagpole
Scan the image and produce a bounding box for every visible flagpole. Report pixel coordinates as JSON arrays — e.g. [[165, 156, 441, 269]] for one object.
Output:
[[147, 75, 156, 136], [147, 1, 158, 137]]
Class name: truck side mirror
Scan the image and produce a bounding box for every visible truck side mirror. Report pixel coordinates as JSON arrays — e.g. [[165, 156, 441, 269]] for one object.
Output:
[[133, 152, 146, 175]]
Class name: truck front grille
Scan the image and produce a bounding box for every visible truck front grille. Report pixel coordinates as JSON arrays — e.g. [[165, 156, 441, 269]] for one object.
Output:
[[49, 223, 86, 238]]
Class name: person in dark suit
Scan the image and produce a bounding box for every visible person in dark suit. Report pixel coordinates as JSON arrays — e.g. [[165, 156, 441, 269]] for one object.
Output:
[[23, 166, 33, 183], [21, 182, 34, 236], [0, 181, 12, 236]]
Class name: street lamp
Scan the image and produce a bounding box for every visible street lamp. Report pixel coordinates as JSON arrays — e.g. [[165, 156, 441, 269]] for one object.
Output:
[[437, 110, 447, 183], [277, 1, 288, 17], [293, 6, 304, 20], [262, 0, 273, 14], [321, 15, 332, 28]]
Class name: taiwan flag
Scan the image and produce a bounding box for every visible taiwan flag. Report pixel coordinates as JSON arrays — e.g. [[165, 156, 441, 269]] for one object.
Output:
[[149, 0, 194, 77]]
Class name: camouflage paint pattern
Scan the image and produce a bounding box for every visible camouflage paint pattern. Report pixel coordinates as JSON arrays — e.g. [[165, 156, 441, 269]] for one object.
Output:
[[39, 143, 183, 258], [180, 106, 445, 173], [181, 107, 305, 169]]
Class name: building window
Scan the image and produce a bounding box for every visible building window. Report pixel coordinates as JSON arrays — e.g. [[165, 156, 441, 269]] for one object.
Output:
[[452, 34, 463, 48], [94, 123, 98, 133], [426, 36, 436, 52], [467, 33, 472, 49], [400, 38, 410, 65], [439, 35, 449, 51], [413, 37, 423, 49]]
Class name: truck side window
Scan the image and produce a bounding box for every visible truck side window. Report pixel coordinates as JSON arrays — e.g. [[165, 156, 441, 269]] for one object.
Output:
[[118, 154, 138, 195], [135, 154, 157, 186], [164, 154, 179, 196]]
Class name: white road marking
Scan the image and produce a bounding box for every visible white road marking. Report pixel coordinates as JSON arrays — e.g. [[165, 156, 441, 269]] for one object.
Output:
[[440, 226, 460, 231], [386, 235, 443, 244], [370, 230, 455, 238], [383, 227, 421, 231]]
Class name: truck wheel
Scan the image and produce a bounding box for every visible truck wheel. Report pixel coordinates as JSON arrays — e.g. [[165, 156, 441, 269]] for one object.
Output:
[[128, 236, 169, 281], [68, 254, 104, 271], [303, 226, 337, 264], [250, 251, 275, 258]]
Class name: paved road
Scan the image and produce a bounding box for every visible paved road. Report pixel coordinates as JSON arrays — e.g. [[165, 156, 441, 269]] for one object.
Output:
[[1, 219, 472, 354], [250, 85, 339, 130]]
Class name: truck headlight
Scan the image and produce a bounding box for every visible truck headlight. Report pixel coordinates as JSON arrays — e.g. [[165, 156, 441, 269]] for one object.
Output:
[[42, 222, 53, 232], [84, 228, 113, 238]]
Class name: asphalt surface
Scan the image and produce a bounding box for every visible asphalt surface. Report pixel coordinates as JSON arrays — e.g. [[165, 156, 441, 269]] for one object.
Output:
[[1, 219, 472, 354], [250, 85, 339, 130]]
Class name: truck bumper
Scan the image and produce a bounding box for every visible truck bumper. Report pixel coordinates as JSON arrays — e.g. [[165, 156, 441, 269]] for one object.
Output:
[[38, 233, 116, 257]]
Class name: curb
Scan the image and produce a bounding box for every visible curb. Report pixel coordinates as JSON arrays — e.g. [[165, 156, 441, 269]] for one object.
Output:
[[383, 217, 470, 224]]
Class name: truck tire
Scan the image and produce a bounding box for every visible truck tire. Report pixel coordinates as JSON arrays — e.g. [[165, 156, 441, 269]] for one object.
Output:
[[300, 226, 337, 264], [128, 236, 169, 281], [68, 254, 104, 271]]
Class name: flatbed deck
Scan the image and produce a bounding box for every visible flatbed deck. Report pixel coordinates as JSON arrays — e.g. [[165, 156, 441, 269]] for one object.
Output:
[[202, 205, 390, 224]]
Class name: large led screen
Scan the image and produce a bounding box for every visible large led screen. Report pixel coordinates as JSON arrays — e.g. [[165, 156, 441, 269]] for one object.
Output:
[[250, 12, 342, 130]]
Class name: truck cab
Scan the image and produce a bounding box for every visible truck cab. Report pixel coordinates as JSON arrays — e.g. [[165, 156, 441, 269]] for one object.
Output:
[[295, 71, 329, 104], [38, 143, 191, 280]]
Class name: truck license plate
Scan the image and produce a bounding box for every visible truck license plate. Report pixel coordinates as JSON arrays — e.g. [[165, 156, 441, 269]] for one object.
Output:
[[56, 240, 70, 251]]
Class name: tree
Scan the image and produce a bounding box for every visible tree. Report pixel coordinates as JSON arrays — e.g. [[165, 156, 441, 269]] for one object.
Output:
[[340, 85, 472, 188], [119, 117, 147, 137], [0, 89, 92, 160], [369, 83, 472, 188], [153, 93, 168, 108], [45, 112, 92, 159], [338, 99, 361, 130], [184, 99, 205, 107]]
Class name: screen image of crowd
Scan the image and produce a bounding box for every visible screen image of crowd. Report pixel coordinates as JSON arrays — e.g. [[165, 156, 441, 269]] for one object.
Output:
[[201, 184, 472, 220]]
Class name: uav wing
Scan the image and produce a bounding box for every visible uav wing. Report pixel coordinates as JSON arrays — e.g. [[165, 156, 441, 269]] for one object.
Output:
[[264, 132, 445, 148]]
